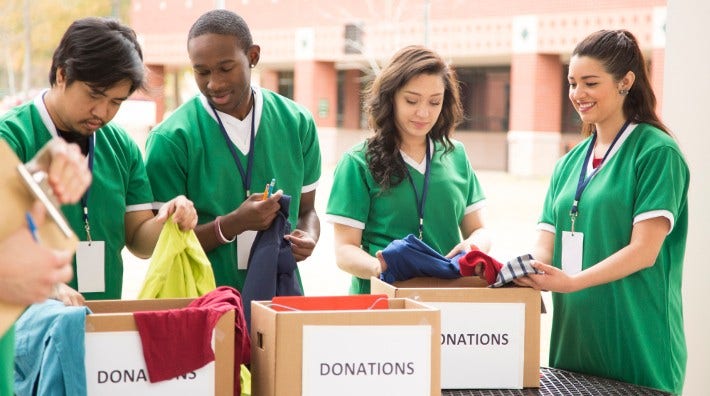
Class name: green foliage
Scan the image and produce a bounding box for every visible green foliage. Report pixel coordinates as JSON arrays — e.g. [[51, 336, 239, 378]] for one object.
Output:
[[0, 0, 130, 93]]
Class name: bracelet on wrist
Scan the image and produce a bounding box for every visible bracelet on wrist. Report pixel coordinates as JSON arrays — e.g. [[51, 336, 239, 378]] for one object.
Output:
[[214, 216, 236, 244]]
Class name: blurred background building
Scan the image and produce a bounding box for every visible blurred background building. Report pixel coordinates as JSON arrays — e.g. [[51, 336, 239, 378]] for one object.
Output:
[[129, 0, 667, 176]]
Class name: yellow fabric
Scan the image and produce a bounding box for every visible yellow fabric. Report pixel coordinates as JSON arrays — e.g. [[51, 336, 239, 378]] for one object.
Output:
[[240, 364, 251, 396], [138, 218, 216, 299]]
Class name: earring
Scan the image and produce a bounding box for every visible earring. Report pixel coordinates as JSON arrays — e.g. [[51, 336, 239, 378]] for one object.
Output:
[[250, 64, 255, 68], [619, 88, 629, 95]]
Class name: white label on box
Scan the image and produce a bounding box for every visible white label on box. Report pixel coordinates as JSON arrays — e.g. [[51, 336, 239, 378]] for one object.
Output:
[[302, 325, 431, 396], [85, 331, 215, 395], [431, 302, 525, 389]]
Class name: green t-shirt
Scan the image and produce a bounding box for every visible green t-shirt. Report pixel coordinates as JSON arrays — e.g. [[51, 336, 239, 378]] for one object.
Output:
[[0, 94, 154, 300], [326, 139, 486, 294], [0, 328, 12, 395], [145, 88, 321, 291], [539, 123, 688, 394]]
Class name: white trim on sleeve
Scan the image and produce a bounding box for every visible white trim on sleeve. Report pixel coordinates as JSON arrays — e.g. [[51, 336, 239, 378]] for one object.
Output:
[[634, 210, 675, 234], [325, 214, 365, 230]]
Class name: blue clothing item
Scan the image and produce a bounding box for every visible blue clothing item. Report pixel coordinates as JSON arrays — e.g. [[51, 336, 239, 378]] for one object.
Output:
[[380, 234, 462, 283], [241, 195, 302, 328], [14, 299, 91, 396]]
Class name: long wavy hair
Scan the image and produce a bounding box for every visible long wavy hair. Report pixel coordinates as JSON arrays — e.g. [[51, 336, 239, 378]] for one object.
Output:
[[572, 29, 669, 137], [364, 45, 463, 189]]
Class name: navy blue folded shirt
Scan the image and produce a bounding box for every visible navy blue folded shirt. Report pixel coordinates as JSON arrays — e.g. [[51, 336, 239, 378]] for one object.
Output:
[[380, 234, 463, 283]]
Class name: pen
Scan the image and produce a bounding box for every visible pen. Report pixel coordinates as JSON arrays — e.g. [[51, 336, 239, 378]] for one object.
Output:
[[262, 183, 270, 201], [26, 211, 41, 243], [268, 178, 276, 197]]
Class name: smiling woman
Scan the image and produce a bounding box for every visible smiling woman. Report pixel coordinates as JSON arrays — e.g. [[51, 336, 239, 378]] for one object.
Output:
[[521, 29, 689, 395]]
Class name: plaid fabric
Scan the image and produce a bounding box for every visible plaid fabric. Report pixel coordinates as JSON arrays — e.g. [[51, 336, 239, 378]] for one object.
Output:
[[491, 254, 542, 288]]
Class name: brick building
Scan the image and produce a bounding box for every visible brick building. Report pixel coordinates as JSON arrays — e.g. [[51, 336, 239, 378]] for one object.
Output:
[[129, 0, 667, 176]]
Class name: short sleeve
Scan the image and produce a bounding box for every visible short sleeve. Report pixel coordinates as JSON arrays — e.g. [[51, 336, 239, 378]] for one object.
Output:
[[326, 151, 371, 226]]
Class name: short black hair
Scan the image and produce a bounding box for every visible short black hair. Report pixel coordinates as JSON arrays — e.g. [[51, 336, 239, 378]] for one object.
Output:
[[49, 17, 145, 93], [188, 9, 253, 51]]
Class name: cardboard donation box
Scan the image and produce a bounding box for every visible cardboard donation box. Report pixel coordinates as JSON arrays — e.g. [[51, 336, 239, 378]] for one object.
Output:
[[84, 299, 234, 396], [371, 277, 541, 389], [250, 295, 441, 396]]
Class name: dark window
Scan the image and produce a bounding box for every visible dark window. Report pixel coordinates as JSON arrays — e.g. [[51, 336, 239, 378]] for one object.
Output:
[[277, 71, 294, 100], [457, 66, 510, 132]]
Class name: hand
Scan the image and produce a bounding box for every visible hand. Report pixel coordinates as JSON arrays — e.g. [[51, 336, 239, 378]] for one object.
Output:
[[0, 202, 74, 305], [230, 190, 283, 233], [51, 283, 86, 306], [444, 241, 479, 258], [375, 250, 387, 273], [156, 195, 197, 231], [284, 229, 316, 261], [26, 138, 92, 204], [512, 260, 576, 293]]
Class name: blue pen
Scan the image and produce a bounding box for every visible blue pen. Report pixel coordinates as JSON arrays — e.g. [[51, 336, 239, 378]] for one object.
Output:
[[268, 178, 276, 197], [26, 211, 41, 243]]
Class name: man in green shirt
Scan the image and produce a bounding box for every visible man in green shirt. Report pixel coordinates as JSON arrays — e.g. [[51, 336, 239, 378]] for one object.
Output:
[[0, 17, 198, 305], [145, 9, 321, 292]]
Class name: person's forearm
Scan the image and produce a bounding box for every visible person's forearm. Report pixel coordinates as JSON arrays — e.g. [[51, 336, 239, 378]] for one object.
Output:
[[126, 217, 162, 258], [463, 227, 492, 253], [296, 208, 320, 242], [335, 244, 381, 280]]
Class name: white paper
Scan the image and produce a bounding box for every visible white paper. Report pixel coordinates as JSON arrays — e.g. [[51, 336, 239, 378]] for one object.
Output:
[[302, 325, 431, 396], [77, 241, 105, 293], [431, 302, 526, 389], [237, 230, 257, 270], [562, 231, 584, 275], [84, 331, 215, 395]]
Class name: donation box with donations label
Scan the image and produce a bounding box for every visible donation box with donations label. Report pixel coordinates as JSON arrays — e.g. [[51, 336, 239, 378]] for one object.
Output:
[[371, 277, 541, 389], [84, 299, 235, 396], [250, 297, 441, 396]]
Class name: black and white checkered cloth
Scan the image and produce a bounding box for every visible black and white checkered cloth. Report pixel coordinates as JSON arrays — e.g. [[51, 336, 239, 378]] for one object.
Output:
[[491, 254, 542, 288]]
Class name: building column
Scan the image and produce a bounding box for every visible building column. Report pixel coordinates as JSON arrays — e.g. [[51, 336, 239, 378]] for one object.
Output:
[[507, 53, 563, 177], [341, 69, 362, 129], [664, 3, 709, 394], [294, 60, 337, 128], [145, 64, 165, 124], [507, 16, 562, 177]]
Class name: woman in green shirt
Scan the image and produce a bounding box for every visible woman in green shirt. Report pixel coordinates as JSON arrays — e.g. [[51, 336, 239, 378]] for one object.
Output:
[[326, 46, 491, 294], [517, 30, 688, 394]]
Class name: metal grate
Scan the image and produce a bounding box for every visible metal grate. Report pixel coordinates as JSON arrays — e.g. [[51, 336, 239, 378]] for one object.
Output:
[[442, 367, 671, 396]]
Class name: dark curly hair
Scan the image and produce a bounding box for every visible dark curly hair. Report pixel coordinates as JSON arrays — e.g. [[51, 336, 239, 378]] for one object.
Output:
[[572, 29, 669, 136], [364, 45, 463, 189]]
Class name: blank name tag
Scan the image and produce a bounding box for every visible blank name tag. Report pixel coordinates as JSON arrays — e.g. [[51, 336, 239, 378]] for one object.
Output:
[[561, 231, 583, 275], [77, 241, 105, 293], [237, 230, 258, 270]]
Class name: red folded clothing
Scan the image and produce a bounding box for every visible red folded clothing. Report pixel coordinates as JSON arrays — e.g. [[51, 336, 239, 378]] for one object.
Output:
[[134, 286, 249, 395], [458, 250, 503, 285]]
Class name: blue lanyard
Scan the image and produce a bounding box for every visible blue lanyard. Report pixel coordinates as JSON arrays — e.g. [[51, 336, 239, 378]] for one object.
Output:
[[569, 120, 630, 232], [210, 89, 256, 198], [403, 139, 432, 240], [80, 135, 95, 241]]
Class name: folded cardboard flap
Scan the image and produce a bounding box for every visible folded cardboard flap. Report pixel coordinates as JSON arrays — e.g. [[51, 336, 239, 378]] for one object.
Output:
[[0, 140, 79, 337], [269, 294, 390, 311]]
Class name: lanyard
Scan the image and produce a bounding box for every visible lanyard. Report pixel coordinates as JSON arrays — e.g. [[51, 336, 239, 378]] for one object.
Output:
[[402, 139, 432, 240], [80, 135, 95, 241], [210, 89, 256, 198], [569, 119, 630, 232]]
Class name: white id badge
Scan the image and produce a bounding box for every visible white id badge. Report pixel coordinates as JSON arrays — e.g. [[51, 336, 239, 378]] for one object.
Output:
[[561, 231, 584, 275], [237, 230, 258, 270], [77, 241, 105, 293]]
